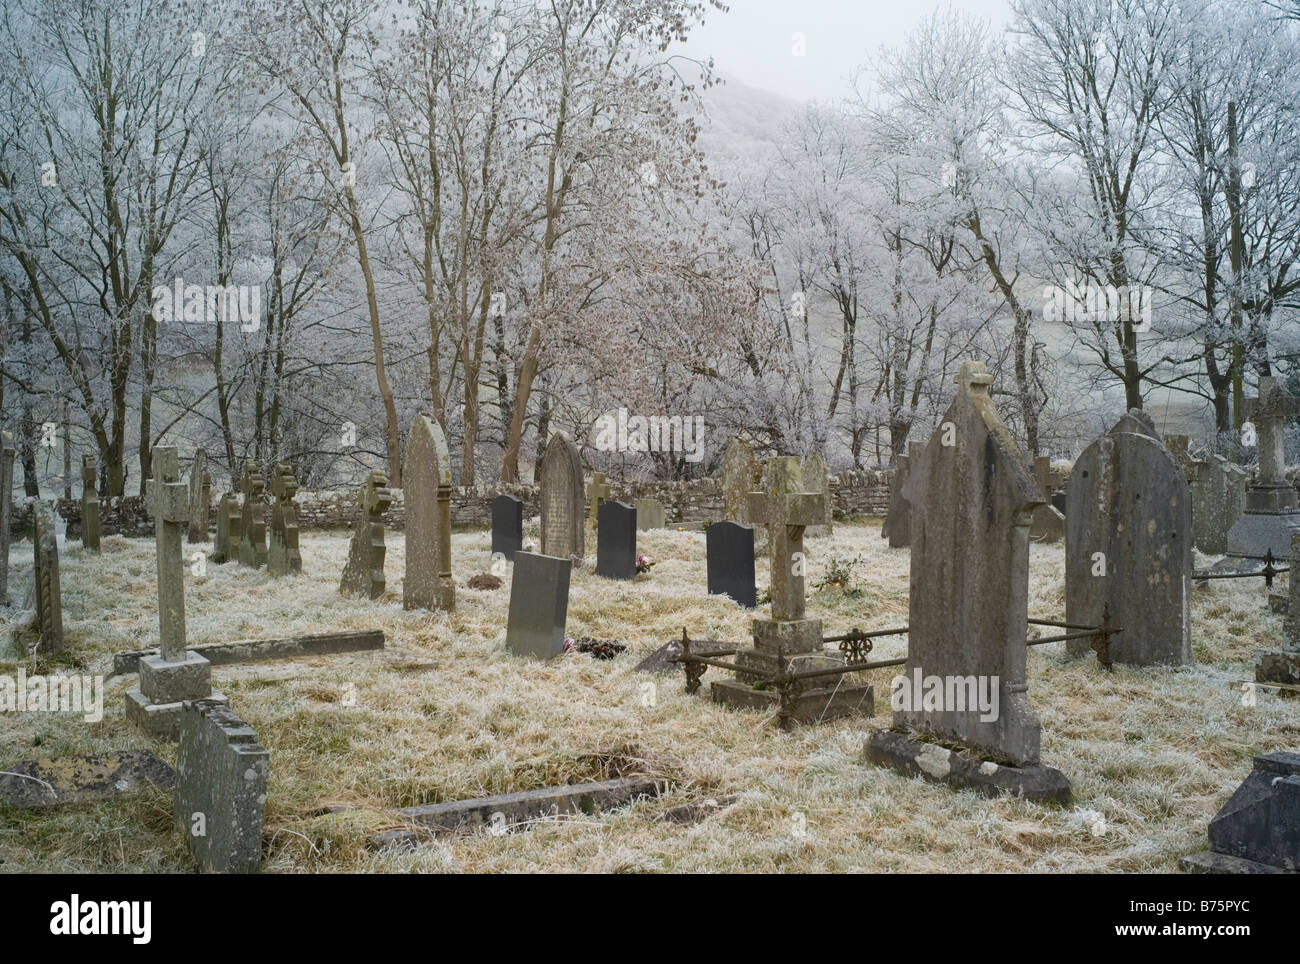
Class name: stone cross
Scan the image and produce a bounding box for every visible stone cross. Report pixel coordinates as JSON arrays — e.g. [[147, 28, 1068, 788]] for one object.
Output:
[[267, 462, 301, 576], [587, 472, 610, 526], [1244, 376, 1300, 492], [146, 447, 191, 662], [746, 457, 825, 622], [80, 454, 100, 551], [1, 436, 14, 605]]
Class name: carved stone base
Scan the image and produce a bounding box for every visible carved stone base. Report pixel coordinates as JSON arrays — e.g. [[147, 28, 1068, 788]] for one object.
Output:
[[863, 729, 1071, 803], [710, 678, 873, 725], [125, 688, 227, 741]]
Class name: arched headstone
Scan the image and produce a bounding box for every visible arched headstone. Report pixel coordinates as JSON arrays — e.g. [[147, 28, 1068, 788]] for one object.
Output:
[[538, 432, 584, 561], [403, 413, 455, 611]]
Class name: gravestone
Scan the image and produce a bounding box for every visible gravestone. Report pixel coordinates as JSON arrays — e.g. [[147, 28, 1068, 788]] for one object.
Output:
[[1181, 751, 1300, 873], [1222, 376, 1300, 563], [596, 501, 637, 580], [1111, 407, 1162, 441], [80, 455, 100, 551], [722, 437, 759, 524], [212, 493, 241, 564], [865, 361, 1069, 801], [1, 438, 15, 605], [881, 444, 915, 548], [125, 447, 226, 739], [802, 452, 832, 536], [237, 463, 268, 569], [491, 494, 523, 561], [32, 502, 64, 654], [586, 472, 611, 528], [710, 456, 872, 723], [706, 520, 756, 609], [1190, 455, 1247, 555], [403, 413, 455, 611], [267, 462, 301, 577], [1065, 418, 1192, 666], [505, 552, 571, 659], [187, 449, 211, 543], [174, 700, 269, 874], [538, 432, 585, 561], [1050, 490, 1067, 515], [1256, 532, 1300, 686], [1029, 454, 1065, 543], [341, 471, 391, 599], [1165, 434, 1196, 480], [634, 498, 665, 530]]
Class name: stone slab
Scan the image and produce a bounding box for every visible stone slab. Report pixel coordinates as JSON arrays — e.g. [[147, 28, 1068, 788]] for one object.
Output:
[[863, 729, 1071, 803], [0, 750, 175, 808], [1203, 750, 1300, 871], [505, 552, 571, 659], [113, 629, 386, 676], [139, 651, 213, 704], [491, 494, 524, 560], [710, 677, 874, 723], [125, 689, 228, 742], [595, 500, 637, 580], [1180, 851, 1294, 874], [1257, 651, 1300, 687]]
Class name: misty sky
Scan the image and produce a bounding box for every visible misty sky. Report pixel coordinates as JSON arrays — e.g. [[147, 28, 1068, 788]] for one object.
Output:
[[679, 0, 1013, 102]]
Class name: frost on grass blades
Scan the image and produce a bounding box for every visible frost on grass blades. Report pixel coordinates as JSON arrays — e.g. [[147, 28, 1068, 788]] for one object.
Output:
[[592, 408, 705, 463], [151, 277, 260, 332]]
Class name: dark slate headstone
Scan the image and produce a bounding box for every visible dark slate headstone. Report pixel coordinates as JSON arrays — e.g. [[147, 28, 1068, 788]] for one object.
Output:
[[1050, 491, 1067, 515], [505, 552, 571, 659], [1182, 751, 1300, 873], [491, 495, 524, 561], [706, 521, 756, 609], [596, 500, 636, 580]]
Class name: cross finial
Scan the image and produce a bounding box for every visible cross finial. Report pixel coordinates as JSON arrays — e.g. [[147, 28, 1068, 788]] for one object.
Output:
[[957, 361, 994, 397]]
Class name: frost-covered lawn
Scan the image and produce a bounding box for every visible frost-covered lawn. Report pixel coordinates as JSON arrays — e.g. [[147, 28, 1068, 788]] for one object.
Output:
[[1, 520, 1296, 873]]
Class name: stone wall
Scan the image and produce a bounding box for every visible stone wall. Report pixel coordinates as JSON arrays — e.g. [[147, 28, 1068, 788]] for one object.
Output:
[[7, 470, 893, 538]]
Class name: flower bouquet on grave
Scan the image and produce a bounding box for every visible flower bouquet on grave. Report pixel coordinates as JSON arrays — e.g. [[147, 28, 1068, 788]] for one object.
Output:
[[635, 553, 655, 576]]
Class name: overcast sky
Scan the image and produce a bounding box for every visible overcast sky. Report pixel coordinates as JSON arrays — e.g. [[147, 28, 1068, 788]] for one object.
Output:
[[678, 0, 1014, 102]]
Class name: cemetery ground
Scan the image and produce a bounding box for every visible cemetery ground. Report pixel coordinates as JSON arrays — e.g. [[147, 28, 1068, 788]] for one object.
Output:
[[2, 520, 1297, 874]]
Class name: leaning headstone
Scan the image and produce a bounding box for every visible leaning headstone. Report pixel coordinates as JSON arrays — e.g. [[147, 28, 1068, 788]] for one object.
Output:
[[403, 413, 455, 611], [237, 462, 268, 569], [1222, 376, 1300, 564], [1181, 751, 1300, 874], [634, 498, 665, 531], [596, 501, 637, 580], [212, 493, 241, 564], [267, 462, 301, 577], [1256, 532, 1300, 687], [505, 552, 572, 659], [1029, 454, 1064, 543], [722, 437, 759, 524], [881, 444, 915, 548], [341, 471, 391, 599], [125, 447, 226, 739], [2, 437, 15, 605], [586, 472, 611, 528], [1190, 455, 1247, 555], [174, 700, 269, 874], [706, 520, 756, 609], [491, 494, 524, 561], [538, 432, 585, 561], [865, 361, 1069, 802], [32, 502, 64, 654], [711, 456, 872, 723], [79, 455, 100, 551], [1066, 418, 1192, 666], [187, 449, 211, 543], [802, 452, 832, 536]]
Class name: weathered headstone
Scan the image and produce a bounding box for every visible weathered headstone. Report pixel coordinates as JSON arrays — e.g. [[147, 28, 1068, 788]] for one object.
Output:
[[267, 462, 301, 577], [212, 493, 241, 564], [706, 520, 756, 609], [596, 501, 637, 580], [1181, 751, 1300, 874], [126, 447, 225, 739], [865, 361, 1069, 801], [174, 699, 268, 874], [722, 437, 759, 524], [341, 471, 391, 599], [491, 494, 524, 560], [881, 444, 915, 548], [1165, 434, 1196, 480], [1111, 407, 1162, 441], [1, 437, 15, 605], [187, 449, 211, 543], [1222, 376, 1300, 563], [403, 413, 455, 611], [1256, 532, 1300, 686], [711, 456, 873, 723], [237, 462, 268, 569], [1190, 455, 1247, 555], [32, 502, 64, 654], [538, 432, 585, 561], [634, 497, 665, 530], [802, 452, 832, 536], [586, 472, 611, 527], [80, 454, 100, 551], [1029, 454, 1065, 543], [1066, 418, 1192, 666], [505, 552, 571, 659]]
